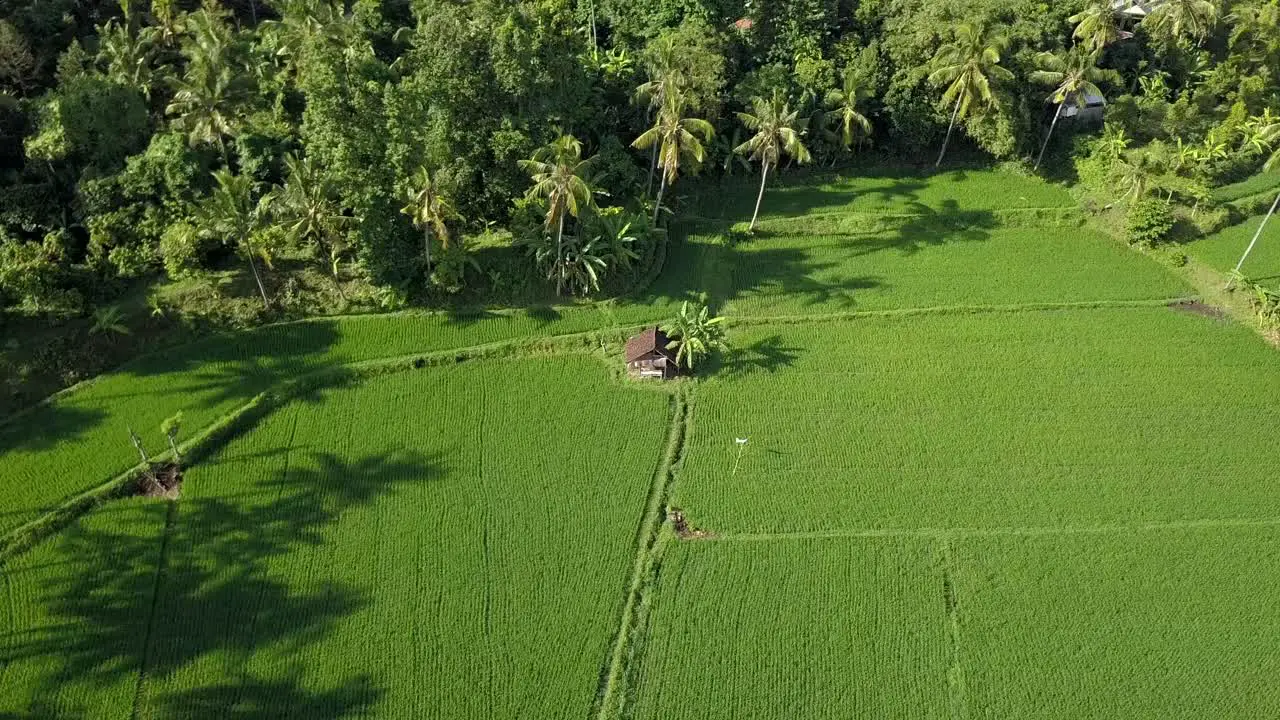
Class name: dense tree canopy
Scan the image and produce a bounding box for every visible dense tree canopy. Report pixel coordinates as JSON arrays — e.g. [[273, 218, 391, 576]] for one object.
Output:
[[0, 0, 1276, 318]]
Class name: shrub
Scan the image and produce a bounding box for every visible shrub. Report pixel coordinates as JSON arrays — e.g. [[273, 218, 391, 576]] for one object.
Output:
[[1126, 198, 1174, 246]]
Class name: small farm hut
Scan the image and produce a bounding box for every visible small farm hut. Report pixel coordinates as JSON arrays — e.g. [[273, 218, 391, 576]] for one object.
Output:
[[625, 327, 677, 379]]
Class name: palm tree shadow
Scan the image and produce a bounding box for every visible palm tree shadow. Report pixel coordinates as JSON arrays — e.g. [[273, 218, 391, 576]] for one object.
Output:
[[4, 448, 438, 718], [708, 334, 804, 377], [151, 675, 382, 720]]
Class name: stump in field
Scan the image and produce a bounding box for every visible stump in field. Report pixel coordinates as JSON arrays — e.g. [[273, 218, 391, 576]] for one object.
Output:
[[136, 462, 183, 499]]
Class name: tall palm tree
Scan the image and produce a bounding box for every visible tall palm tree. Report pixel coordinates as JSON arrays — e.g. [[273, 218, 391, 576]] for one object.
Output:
[[734, 92, 812, 231], [98, 19, 158, 97], [400, 166, 458, 272], [166, 67, 242, 160], [259, 0, 345, 78], [196, 169, 271, 308], [1068, 0, 1123, 54], [824, 69, 873, 151], [1030, 49, 1115, 170], [519, 135, 595, 295], [1227, 1, 1280, 73], [1145, 0, 1220, 49], [270, 154, 351, 296], [635, 36, 682, 197], [632, 96, 714, 226], [928, 23, 1013, 168]]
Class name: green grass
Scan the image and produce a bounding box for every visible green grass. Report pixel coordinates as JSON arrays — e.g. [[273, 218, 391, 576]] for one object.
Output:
[[8, 167, 1280, 719], [629, 537, 952, 720], [676, 307, 1280, 535], [1211, 169, 1280, 204], [0, 305, 667, 537], [654, 225, 1186, 317], [955, 528, 1280, 719], [0, 499, 168, 718], [684, 168, 1074, 220], [119, 357, 670, 718], [1187, 213, 1280, 288]]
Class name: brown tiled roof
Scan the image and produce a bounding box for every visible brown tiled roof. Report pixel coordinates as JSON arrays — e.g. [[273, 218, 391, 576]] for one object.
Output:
[[625, 327, 673, 362]]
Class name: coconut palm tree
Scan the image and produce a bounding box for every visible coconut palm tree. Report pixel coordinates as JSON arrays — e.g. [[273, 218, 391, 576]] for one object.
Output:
[[1145, 0, 1220, 49], [259, 0, 345, 78], [1227, 1, 1280, 73], [825, 69, 873, 151], [519, 135, 596, 295], [928, 23, 1013, 168], [400, 166, 458, 272], [660, 300, 726, 371], [269, 153, 351, 297], [1111, 148, 1171, 202], [635, 36, 682, 196], [1068, 0, 1123, 54], [166, 67, 243, 161], [98, 19, 159, 97], [632, 96, 714, 226], [1030, 49, 1116, 170], [734, 92, 812, 231], [196, 169, 271, 308]]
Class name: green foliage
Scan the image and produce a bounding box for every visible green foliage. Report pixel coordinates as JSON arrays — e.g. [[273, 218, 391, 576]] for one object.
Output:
[[1247, 281, 1280, 330], [1187, 211, 1280, 288], [0, 231, 81, 314], [24, 74, 150, 172], [1125, 197, 1176, 246], [660, 300, 725, 370]]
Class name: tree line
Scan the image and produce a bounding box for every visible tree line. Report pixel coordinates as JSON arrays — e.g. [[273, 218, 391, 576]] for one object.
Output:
[[0, 0, 1277, 317]]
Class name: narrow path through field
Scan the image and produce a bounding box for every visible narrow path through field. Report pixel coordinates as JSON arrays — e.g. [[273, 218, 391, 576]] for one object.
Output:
[[593, 389, 691, 720]]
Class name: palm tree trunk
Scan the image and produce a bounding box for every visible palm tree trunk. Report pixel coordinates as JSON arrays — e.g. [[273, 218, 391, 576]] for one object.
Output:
[[245, 248, 270, 309], [749, 161, 771, 231], [936, 92, 964, 169], [555, 212, 566, 296], [647, 144, 658, 197], [589, 0, 598, 60], [330, 258, 348, 302], [1226, 191, 1280, 289], [423, 226, 433, 268], [1035, 102, 1065, 170], [653, 172, 668, 226]]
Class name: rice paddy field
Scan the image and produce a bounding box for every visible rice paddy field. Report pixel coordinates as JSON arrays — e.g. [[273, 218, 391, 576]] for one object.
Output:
[[1186, 211, 1280, 289], [5, 166, 1280, 719], [4, 357, 672, 718]]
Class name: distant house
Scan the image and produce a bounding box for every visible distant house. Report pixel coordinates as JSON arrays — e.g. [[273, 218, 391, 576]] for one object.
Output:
[[625, 327, 677, 379], [1063, 89, 1107, 125], [1113, 0, 1165, 33]]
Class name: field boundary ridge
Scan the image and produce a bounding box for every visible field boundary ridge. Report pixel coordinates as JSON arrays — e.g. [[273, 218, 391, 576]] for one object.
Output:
[[695, 515, 1280, 542], [593, 387, 691, 720]]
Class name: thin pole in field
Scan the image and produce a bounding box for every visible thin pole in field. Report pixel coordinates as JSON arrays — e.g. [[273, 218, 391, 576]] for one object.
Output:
[[731, 437, 749, 477], [1226, 191, 1280, 290]]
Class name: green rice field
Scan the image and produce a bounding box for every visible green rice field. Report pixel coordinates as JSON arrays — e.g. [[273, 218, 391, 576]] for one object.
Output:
[[1187, 212, 1280, 288], [6, 167, 1280, 719]]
